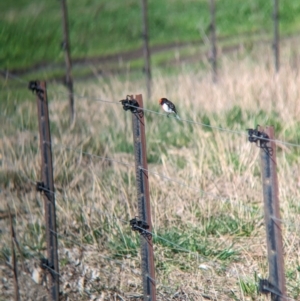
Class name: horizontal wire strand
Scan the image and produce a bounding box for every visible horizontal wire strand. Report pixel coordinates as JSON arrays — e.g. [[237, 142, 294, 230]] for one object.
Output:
[[45, 141, 260, 212], [1, 165, 246, 268], [1, 73, 299, 149], [47, 192, 221, 267], [0, 129, 270, 215]]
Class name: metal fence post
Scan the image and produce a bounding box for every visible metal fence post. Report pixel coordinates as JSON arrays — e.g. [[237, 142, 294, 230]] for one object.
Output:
[[259, 126, 286, 301], [209, 0, 217, 83], [141, 0, 152, 98], [30, 80, 60, 301], [131, 94, 156, 301], [273, 0, 280, 72], [8, 206, 20, 301], [61, 0, 75, 123]]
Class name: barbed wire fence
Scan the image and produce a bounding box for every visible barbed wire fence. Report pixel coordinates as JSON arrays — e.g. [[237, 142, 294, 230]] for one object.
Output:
[[2, 0, 300, 298], [1, 73, 300, 300]]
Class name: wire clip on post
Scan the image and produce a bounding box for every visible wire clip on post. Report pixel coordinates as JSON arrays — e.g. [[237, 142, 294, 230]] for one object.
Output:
[[36, 181, 52, 200], [119, 95, 141, 114], [130, 217, 152, 240], [258, 278, 275, 295], [28, 81, 44, 98], [40, 257, 54, 274], [247, 127, 272, 154]]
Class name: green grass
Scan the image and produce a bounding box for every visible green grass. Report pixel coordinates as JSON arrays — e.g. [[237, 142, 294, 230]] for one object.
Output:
[[155, 227, 239, 261], [238, 275, 258, 298], [2, 0, 300, 109], [1, 0, 300, 70], [2, 34, 300, 300]]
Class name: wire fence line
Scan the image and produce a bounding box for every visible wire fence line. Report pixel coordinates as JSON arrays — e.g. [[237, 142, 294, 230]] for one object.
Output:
[[4, 150, 285, 299], [3, 95, 300, 150], [47, 207, 217, 267], [1, 166, 296, 299], [2, 114, 297, 224], [1, 112, 246, 205], [3, 152, 295, 292], [1, 70, 300, 148], [1, 165, 251, 265], [40, 87, 300, 148], [51, 142, 250, 206], [1, 134, 263, 219], [1, 90, 297, 220], [1, 108, 294, 227], [9, 159, 300, 236], [3, 129, 276, 296], [5, 145, 299, 235], [5, 164, 284, 300], [8, 170, 294, 300], [1, 75, 300, 300]]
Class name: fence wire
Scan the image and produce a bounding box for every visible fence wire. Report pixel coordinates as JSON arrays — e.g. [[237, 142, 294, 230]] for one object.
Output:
[[1, 70, 300, 148], [1, 71, 300, 300], [1, 136, 263, 218], [1, 166, 246, 268]]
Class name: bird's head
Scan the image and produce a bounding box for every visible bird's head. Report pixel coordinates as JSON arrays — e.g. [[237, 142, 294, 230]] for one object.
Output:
[[159, 98, 167, 105]]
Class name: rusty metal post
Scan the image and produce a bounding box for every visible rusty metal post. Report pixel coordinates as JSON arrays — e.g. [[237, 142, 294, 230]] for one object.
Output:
[[209, 0, 217, 83], [33, 81, 60, 301], [131, 94, 156, 301], [61, 0, 75, 123], [273, 0, 280, 72], [259, 126, 286, 301], [141, 0, 152, 98], [8, 206, 20, 301]]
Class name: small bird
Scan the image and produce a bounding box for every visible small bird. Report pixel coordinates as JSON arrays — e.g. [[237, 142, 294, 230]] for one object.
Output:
[[159, 98, 180, 119]]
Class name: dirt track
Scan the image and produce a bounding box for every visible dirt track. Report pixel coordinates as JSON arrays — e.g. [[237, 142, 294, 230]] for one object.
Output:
[[2, 31, 300, 83]]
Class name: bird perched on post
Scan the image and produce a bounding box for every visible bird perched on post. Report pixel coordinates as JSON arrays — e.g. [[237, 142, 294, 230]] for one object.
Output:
[[159, 98, 180, 119]]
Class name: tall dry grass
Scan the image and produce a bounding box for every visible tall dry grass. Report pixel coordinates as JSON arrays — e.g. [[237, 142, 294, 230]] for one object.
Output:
[[1, 41, 300, 300]]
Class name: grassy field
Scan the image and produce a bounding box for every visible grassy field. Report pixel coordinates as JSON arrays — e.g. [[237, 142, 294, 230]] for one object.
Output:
[[1, 0, 300, 71], [1, 0, 300, 104], [1, 39, 300, 300]]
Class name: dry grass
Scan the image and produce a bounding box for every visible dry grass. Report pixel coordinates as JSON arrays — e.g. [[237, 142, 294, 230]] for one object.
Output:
[[1, 41, 300, 301]]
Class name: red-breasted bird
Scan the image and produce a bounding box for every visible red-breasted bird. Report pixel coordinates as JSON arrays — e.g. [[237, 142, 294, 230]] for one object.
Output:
[[159, 98, 180, 119]]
